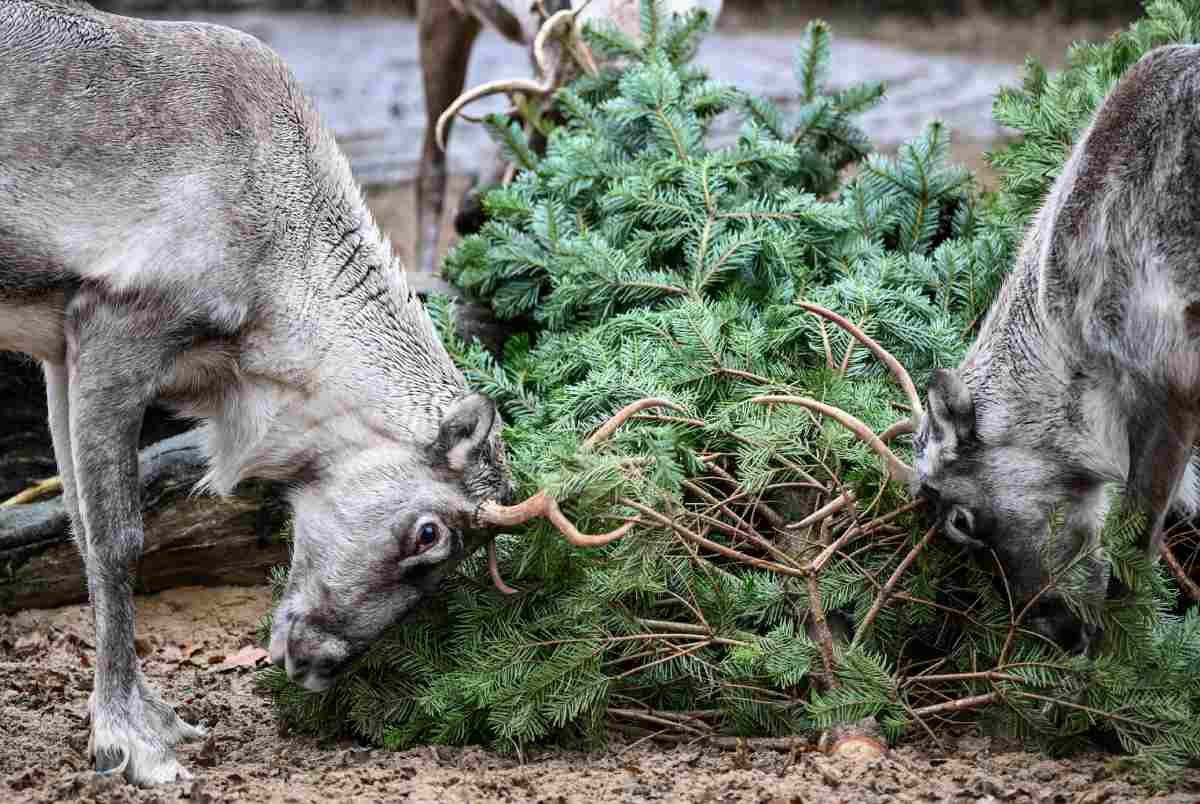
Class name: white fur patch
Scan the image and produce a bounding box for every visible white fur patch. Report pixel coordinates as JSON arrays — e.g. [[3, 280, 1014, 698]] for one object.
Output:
[[1171, 453, 1200, 516]]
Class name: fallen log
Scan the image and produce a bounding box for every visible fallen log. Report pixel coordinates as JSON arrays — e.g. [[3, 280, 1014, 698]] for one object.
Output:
[[0, 352, 195, 501], [0, 430, 291, 614]]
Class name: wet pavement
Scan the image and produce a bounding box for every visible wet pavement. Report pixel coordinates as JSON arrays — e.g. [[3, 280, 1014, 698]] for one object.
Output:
[[167, 11, 1021, 186]]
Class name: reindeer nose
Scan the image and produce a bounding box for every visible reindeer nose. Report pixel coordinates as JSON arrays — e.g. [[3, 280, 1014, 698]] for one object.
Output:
[[284, 650, 336, 692], [1028, 600, 1103, 656], [280, 621, 348, 693]]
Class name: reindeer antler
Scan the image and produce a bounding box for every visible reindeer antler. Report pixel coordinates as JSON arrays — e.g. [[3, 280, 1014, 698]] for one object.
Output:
[[752, 302, 922, 486], [796, 302, 924, 427], [752, 395, 914, 485], [479, 398, 686, 594], [435, 6, 599, 154]]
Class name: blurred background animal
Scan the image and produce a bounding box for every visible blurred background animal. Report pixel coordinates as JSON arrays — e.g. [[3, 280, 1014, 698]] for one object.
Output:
[[416, 0, 724, 274]]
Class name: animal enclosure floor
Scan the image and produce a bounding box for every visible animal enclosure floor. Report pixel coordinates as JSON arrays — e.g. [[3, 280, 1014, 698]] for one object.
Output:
[[2, 586, 1199, 804]]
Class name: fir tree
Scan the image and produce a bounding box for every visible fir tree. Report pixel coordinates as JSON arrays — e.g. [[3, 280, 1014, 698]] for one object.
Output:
[[260, 0, 1200, 786]]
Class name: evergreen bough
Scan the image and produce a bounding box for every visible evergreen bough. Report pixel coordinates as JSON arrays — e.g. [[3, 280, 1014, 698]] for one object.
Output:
[[261, 1, 1200, 786]]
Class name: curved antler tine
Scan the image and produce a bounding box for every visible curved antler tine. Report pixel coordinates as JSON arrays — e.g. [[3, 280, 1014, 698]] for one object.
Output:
[[544, 497, 635, 547], [532, 8, 578, 77], [879, 418, 914, 445], [544, 1, 600, 78], [477, 492, 635, 548], [796, 302, 924, 426], [436, 7, 592, 156], [752, 394, 915, 485], [477, 490, 553, 527], [487, 541, 520, 595], [583, 398, 686, 450], [435, 77, 552, 153]]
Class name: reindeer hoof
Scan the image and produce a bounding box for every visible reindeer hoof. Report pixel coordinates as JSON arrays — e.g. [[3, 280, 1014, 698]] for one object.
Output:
[[87, 682, 202, 786], [89, 738, 128, 776], [139, 680, 207, 746], [89, 722, 193, 786]]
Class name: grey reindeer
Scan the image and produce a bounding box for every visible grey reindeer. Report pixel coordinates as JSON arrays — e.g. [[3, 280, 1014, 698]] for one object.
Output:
[[0, 0, 640, 786], [790, 44, 1200, 655]]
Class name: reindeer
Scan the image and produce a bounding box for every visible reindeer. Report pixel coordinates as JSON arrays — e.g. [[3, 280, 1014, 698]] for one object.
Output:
[[775, 45, 1200, 656], [416, 0, 723, 273], [0, 0, 655, 786]]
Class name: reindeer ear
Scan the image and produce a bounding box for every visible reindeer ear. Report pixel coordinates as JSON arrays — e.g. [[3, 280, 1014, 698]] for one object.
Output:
[[927, 369, 975, 446], [434, 393, 497, 473]]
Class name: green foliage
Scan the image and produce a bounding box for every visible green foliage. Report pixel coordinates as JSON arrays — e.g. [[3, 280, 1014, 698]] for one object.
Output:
[[988, 0, 1200, 228], [262, 0, 1200, 788]]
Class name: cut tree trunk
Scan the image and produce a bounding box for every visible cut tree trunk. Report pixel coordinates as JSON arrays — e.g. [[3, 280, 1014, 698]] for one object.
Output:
[[0, 430, 291, 614]]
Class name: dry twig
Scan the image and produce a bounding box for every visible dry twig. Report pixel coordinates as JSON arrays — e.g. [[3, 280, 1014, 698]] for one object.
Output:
[[854, 526, 938, 645], [0, 476, 63, 508]]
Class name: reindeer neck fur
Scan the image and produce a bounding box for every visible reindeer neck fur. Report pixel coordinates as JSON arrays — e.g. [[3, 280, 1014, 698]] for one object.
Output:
[[199, 115, 468, 495], [959, 205, 1131, 487]]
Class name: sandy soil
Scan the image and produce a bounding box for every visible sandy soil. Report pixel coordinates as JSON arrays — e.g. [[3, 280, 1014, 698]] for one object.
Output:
[[2, 585, 1200, 803]]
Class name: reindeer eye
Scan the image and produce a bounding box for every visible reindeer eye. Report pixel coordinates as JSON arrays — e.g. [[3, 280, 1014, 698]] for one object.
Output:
[[418, 523, 438, 548], [952, 510, 971, 535]]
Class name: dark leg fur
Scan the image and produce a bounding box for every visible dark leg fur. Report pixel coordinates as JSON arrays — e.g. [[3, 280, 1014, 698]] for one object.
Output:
[[417, 0, 480, 275], [1127, 400, 1200, 560]]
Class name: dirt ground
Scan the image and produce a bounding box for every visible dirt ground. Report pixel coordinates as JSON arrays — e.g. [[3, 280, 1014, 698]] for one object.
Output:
[[1, 585, 1199, 804]]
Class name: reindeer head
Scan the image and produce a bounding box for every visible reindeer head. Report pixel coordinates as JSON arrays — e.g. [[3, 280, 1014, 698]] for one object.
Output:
[[267, 392, 510, 690], [761, 304, 1108, 656], [911, 368, 1110, 655], [268, 394, 654, 692]]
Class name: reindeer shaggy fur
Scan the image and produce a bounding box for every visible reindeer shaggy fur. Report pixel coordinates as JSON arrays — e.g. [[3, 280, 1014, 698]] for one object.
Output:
[[913, 44, 1200, 653], [0, 0, 518, 785]]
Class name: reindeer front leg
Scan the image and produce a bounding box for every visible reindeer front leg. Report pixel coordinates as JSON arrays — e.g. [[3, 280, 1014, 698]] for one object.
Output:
[[67, 294, 204, 786], [417, 0, 481, 275], [1126, 401, 1200, 561]]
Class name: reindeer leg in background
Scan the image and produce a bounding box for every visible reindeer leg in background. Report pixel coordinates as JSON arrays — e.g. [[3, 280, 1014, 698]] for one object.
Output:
[[454, 152, 511, 236], [1127, 399, 1200, 561], [417, 0, 481, 275]]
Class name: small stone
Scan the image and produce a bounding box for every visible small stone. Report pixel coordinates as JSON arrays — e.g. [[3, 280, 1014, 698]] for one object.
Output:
[[873, 778, 901, 795]]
